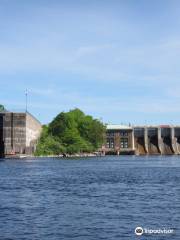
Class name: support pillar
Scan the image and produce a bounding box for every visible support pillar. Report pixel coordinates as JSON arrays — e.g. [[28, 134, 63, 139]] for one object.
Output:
[[158, 127, 162, 154], [171, 127, 177, 154], [144, 127, 148, 154], [132, 129, 135, 151]]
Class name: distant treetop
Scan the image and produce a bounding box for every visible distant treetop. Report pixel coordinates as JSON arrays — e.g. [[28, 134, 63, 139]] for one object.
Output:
[[0, 104, 5, 112]]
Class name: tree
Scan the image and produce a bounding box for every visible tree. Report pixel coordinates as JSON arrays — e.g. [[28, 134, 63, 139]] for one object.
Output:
[[35, 109, 106, 156], [35, 125, 66, 156], [0, 104, 5, 111]]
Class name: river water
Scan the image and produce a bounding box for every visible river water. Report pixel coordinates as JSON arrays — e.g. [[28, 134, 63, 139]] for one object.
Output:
[[0, 156, 180, 240]]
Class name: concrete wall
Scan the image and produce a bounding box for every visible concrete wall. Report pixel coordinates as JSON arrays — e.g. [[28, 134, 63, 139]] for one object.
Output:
[[105, 125, 180, 155], [147, 127, 160, 154], [3, 113, 26, 154], [134, 127, 147, 155], [0, 112, 42, 156], [25, 113, 42, 154], [0, 114, 4, 157]]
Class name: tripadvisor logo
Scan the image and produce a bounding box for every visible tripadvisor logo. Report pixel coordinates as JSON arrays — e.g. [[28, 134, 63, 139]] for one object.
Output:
[[135, 227, 143, 236]]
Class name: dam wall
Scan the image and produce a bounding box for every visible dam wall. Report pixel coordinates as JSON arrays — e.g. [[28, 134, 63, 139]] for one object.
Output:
[[0, 114, 4, 158], [0, 111, 42, 157], [134, 127, 147, 155], [147, 127, 160, 154], [105, 125, 180, 155], [174, 127, 180, 154], [160, 127, 174, 154]]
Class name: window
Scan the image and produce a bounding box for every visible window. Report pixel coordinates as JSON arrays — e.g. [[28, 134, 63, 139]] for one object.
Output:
[[110, 139, 114, 148], [120, 138, 128, 148], [120, 131, 128, 137], [106, 138, 114, 148], [106, 139, 110, 148], [107, 132, 114, 137]]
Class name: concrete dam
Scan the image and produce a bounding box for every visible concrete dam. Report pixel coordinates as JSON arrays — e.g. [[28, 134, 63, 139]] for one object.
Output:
[[105, 125, 180, 155], [0, 111, 42, 158], [1, 110, 180, 157]]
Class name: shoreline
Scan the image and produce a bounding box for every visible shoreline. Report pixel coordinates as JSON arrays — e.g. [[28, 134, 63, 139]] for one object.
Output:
[[4, 152, 105, 159], [3, 153, 179, 160]]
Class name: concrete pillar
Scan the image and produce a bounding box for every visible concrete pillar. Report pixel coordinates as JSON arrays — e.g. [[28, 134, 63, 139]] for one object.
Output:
[[171, 127, 177, 154], [158, 127, 162, 154], [132, 129, 135, 151], [144, 127, 148, 154], [115, 132, 120, 153]]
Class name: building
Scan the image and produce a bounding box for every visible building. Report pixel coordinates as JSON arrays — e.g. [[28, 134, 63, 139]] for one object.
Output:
[[104, 125, 134, 155], [0, 111, 42, 158], [104, 124, 180, 155]]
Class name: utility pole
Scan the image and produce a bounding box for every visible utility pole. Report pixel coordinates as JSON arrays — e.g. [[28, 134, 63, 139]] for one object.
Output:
[[25, 89, 28, 113]]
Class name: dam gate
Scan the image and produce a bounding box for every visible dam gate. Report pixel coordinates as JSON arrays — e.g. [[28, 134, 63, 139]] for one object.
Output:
[[0, 114, 4, 158]]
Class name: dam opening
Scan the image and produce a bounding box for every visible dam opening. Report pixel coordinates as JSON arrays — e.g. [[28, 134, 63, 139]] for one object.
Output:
[[148, 128, 160, 154], [105, 125, 180, 155], [134, 128, 146, 155], [0, 114, 4, 158], [175, 128, 180, 154], [160, 127, 174, 155]]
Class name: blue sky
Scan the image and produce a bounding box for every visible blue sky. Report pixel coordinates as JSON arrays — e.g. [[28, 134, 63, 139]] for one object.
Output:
[[0, 0, 180, 124]]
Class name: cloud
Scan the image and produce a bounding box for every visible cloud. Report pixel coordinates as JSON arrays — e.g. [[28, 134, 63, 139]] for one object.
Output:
[[1, 1, 180, 124], [29, 88, 55, 97], [75, 44, 113, 57], [0, 36, 180, 88], [1, 84, 180, 125], [7, 90, 178, 114]]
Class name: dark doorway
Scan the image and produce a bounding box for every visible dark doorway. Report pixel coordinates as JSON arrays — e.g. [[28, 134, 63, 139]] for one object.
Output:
[[0, 114, 4, 158]]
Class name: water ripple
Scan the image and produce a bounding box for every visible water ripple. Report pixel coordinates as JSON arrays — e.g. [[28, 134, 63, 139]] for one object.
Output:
[[0, 156, 179, 240]]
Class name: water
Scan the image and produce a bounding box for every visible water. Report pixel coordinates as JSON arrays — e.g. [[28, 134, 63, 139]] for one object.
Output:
[[0, 156, 180, 240]]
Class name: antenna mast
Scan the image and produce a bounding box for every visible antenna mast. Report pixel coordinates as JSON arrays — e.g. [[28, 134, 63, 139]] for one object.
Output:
[[25, 89, 28, 113]]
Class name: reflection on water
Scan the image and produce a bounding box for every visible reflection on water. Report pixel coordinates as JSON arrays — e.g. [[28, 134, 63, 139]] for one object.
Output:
[[0, 156, 180, 240]]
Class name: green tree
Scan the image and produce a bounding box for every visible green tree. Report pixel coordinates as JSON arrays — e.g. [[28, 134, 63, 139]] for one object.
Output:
[[0, 104, 5, 111], [35, 126, 66, 156], [35, 109, 106, 156]]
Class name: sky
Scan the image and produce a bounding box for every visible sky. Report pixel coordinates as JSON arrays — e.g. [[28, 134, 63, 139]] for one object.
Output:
[[0, 0, 180, 125]]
